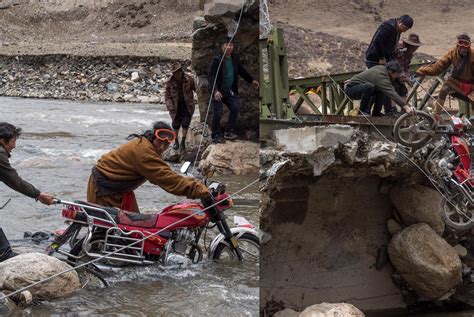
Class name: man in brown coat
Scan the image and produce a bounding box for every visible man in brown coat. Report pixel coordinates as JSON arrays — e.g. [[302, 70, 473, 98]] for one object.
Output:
[[416, 33, 474, 121], [87, 121, 209, 213], [0, 122, 55, 262], [165, 62, 196, 151]]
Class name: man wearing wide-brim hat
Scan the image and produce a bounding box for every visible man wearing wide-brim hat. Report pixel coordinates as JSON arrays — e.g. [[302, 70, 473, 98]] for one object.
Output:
[[396, 33, 422, 76], [381, 33, 422, 115], [165, 61, 196, 151]]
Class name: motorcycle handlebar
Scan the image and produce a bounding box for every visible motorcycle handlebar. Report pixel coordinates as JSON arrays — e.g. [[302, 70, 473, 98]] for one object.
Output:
[[201, 195, 221, 223]]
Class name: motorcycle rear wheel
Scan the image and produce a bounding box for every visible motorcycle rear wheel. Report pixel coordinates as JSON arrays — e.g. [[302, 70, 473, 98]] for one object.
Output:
[[212, 233, 259, 262], [68, 235, 109, 287]]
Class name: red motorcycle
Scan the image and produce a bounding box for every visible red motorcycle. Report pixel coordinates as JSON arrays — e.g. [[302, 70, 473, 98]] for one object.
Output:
[[394, 110, 473, 230], [47, 163, 259, 275]]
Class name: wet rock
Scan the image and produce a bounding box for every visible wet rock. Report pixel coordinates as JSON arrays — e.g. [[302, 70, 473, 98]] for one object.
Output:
[[387, 218, 403, 236], [123, 94, 134, 101], [389, 184, 445, 235], [388, 223, 462, 300], [298, 302, 365, 317], [131, 71, 140, 82], [199, 141, 258, 176], [123, 79, 135, 86], [274, 308, 299, 317], [162, 146, 181, 163], [0, 253, 80, 301], [186, 121, 212, 149], [106, 82, 119, 93]]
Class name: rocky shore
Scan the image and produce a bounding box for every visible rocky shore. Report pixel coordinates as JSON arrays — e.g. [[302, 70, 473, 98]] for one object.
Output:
[[0, 55, 175, 103]]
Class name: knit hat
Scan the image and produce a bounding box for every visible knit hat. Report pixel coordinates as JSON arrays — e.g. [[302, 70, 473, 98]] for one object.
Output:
[[457, 33, 471, 43]]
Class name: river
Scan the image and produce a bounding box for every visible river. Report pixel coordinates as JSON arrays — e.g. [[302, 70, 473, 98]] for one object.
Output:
[[0, 97, 259, 316]]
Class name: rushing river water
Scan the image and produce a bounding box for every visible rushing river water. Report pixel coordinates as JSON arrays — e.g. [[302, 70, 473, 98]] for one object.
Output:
[[0, 97, 259, 316]]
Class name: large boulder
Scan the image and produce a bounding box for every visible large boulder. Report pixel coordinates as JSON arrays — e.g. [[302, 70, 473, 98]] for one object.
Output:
[[192, 0, 258, 133], [388, 223, 462, 300], [198, 141, 258, 175], [0, 253, 80, 300], [299, 303, 365, 317], [274, 303, 365, 317], [389, 184, 445, 235]]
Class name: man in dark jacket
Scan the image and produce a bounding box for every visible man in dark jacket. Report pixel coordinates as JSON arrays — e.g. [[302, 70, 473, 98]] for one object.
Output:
[[165, 62, 196, 151], [365, 15, 414, 69], [345, 61, 413, 116], [207, 36, 259, 143], [0, 122, 55, 262]]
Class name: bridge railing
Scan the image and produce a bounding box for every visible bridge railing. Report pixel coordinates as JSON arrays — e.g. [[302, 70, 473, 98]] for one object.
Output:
[[260, 28, 456, 120]]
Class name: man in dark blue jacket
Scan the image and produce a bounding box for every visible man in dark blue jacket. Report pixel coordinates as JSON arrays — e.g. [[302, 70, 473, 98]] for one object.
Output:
[[365, 15, 414, 69], [365, 15, 413, 115], [207, 37, 259, 143]]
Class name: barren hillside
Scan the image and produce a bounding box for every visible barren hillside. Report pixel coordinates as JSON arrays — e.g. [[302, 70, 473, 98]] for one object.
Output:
[[267, 0, 474, 77], [0, 0, 200, 57]]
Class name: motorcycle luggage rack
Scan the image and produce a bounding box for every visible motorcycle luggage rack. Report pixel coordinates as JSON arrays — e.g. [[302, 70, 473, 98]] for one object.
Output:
[[102, 227, 147, 262], [58, 200, 118, 228]]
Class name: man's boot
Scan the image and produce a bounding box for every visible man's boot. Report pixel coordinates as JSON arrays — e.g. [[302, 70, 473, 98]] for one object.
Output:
[[0, 228, 18, 262], [172, 140, 179, 150], [180, 138, 186, 151]]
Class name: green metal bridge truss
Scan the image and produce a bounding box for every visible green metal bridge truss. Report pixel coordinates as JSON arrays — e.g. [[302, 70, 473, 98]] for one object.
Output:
[[260, 28, 469, 121]]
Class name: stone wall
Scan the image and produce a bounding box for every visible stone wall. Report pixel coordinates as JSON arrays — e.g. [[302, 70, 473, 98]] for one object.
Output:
[[191, 0, 258, 134]]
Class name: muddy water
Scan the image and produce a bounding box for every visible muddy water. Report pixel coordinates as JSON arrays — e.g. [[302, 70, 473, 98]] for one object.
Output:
[[0, 97, 259, 316]]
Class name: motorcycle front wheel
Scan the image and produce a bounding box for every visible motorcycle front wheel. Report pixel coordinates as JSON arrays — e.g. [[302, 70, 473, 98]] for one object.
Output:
[[211, 233, 259, 262], [393, 110, 435, 148]]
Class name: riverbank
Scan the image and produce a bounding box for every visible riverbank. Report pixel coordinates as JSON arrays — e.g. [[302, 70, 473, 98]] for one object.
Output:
[[0, 55, 178, 104]]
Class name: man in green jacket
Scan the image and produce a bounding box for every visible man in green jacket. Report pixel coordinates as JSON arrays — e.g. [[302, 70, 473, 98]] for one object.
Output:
[[0, 122, 55, 262], [345, 60, 413, 116]]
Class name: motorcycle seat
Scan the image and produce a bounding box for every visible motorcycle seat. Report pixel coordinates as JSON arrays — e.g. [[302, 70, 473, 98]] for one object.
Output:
[[75, 200, 120, 222], [117, 210, 159, 228]]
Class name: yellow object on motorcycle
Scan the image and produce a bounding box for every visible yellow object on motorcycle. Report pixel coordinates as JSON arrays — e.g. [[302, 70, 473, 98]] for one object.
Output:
[[230, 237, 239, 249]]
